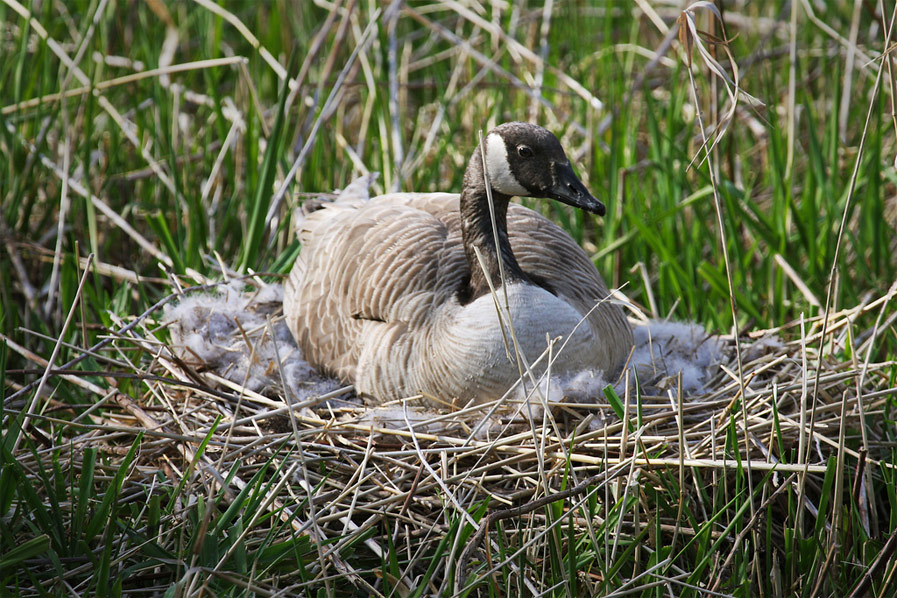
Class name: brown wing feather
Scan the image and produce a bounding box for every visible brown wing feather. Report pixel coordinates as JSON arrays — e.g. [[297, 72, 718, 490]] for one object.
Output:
[[508, 204, 608, 305], [285, 194, 467, 381], [507, 203, 632, 349]]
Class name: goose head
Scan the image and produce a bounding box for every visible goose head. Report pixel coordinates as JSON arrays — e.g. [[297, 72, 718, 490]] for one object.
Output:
[[458, 122, 606, 303], [480, 122, 605, 216]]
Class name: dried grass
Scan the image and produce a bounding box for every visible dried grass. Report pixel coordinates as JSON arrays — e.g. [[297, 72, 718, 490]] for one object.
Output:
[[4, 275, 894, 593]]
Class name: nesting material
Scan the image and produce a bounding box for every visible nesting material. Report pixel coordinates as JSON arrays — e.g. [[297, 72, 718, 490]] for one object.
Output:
[[512, 368, 613, 406], [629, 320, 724, 395], [12, 278, 890, 596], [164, 281, 347, 404]]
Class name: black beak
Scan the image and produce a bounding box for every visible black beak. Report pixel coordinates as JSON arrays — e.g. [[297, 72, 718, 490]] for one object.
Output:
[[548, 162, 605, 216]]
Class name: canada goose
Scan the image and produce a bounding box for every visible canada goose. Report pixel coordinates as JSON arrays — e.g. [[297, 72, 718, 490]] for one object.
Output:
[[284, 122, 633, 406]]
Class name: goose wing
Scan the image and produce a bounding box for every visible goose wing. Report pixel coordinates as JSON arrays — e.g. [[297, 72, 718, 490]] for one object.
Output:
[[285, 193, 466, 382], [508, 204, 611, 310], [507, 203, 632, 348]]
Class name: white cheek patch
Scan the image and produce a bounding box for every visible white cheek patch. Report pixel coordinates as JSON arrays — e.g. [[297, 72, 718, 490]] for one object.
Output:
[[484, 133, 529, 196]]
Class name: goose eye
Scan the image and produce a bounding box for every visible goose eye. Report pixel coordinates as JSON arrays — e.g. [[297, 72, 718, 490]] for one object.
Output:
[[517, 145, 534, 158]]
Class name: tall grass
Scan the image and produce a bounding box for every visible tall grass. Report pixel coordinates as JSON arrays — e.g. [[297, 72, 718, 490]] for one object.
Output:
[[1, 0, 896, 595]]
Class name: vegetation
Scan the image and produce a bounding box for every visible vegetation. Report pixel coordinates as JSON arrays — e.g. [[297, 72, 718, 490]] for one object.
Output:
[[1, 1, 895, 596]]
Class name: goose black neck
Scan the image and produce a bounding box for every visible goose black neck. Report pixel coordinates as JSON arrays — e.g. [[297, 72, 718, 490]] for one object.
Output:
[[458, 156, 529, 304]]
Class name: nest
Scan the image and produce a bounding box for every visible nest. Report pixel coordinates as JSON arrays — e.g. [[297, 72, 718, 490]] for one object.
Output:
[[5, 278, 896, 595]]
